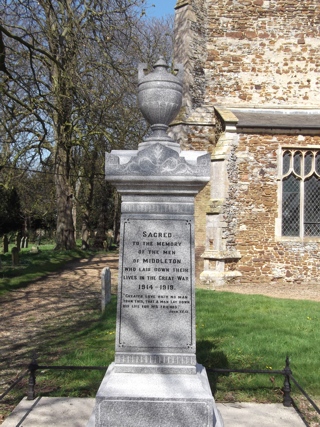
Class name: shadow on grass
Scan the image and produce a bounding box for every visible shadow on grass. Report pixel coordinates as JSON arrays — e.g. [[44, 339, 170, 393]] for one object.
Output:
[[196, 339, 230, 395], [24, 300, 117, 399]]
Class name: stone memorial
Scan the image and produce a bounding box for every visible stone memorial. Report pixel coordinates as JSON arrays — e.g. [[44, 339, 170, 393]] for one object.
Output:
[[11, 247, 19, 266], [88, 58, 223, 427], [16, 232, 21, 251]]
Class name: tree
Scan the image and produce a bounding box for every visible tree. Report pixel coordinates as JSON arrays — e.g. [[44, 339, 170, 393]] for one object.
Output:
[[0, 3, 175, 249], [15, 167, 56, 235], [72, 14, 175, 247], [134, 15, 174, 68], [0, 0, 148, 249]]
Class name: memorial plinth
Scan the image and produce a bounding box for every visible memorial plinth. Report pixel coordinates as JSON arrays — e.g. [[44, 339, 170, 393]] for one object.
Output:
[[108, 144, 209, 376], [88, 59, 223, 427]]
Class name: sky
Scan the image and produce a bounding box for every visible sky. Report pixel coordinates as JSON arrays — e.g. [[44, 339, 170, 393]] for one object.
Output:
[[145, 0, 176, 18]]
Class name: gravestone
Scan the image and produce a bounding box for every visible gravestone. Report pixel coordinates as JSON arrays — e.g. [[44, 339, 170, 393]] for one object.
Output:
[[88, 58, 223, 427], [30, 246, 40, 254], [16, 232, 21, 251], [3, 234, 9, 254], [21, 236, 25, 249], [25, 236, 29, 248], [106, 230, 114, 250], [11, 247, 19, 266], [101, 267, 111, 311]]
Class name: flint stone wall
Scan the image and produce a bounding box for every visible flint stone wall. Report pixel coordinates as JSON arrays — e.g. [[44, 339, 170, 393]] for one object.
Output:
[[225, 133, 320, 285], [206, 0, 320, 106], [175, 0, 320, 107]]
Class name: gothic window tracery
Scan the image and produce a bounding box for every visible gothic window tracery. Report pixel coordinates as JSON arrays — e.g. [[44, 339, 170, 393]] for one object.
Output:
[[282, 149, 320, 237]]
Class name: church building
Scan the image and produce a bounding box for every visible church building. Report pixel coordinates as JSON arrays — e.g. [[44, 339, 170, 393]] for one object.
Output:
[[172, 0, 320, 287]]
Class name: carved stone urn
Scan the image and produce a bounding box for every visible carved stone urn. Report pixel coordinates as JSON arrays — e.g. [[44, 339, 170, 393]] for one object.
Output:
[[138, 57, 183, 151]]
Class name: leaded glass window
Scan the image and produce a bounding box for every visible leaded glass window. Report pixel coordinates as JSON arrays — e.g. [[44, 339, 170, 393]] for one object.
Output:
[[282, 149, 320, 237]]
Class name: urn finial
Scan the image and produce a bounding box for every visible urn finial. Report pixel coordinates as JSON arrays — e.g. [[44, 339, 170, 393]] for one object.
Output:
[[138, 57, 183, 152]]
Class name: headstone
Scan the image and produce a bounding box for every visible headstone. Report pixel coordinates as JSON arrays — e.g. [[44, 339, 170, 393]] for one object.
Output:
[[30, 246, 40, 254], [25, 236, 29, 248], [11, 247, 19, 266], [21, 236, 25, 249], [36, 231, 41, 246], [81, 227, 90, 249], [88, 59, 223, 427], [16, 232, 21, 251], [3, 234, 9, 254], [101, 267, 111, 311], [106, 230, 114, 250]]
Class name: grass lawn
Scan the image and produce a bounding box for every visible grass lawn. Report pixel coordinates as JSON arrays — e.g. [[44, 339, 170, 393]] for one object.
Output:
[[196, 290, 320, 403], [30, 290, 320, 405], [0, 244, 99, 296]]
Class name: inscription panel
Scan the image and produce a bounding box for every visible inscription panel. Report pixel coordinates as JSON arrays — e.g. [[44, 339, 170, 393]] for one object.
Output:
[[116, 218, 195, 353]]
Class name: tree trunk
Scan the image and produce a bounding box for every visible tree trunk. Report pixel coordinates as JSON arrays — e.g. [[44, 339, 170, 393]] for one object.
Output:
[[54, 145, 75, 250], [81, 209, 90, 249], [72, 177, 81, 242], [93, 211, 106, 249]]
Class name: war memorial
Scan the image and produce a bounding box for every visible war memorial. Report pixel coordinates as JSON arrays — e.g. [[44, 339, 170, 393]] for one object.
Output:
[[87, 58, 224, 426]]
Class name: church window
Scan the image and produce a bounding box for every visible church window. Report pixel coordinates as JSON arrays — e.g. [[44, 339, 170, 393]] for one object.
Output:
[[282, 149, 320, 237]]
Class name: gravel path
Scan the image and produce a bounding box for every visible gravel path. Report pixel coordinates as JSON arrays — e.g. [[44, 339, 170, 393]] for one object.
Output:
[[0, 253, 118, 423]]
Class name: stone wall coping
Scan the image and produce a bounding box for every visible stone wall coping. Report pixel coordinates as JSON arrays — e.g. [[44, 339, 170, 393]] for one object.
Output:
[[201, 250, 242, 260], [231, 108, 320, 131], [214, 106, 239, 125], [214, 106, 320, 135], [214, 106, 238, 133], [215, 106, 320, 129]]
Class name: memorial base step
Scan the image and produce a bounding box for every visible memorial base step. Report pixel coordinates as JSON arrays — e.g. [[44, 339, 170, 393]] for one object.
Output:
[[87, 362, 224, 427]]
